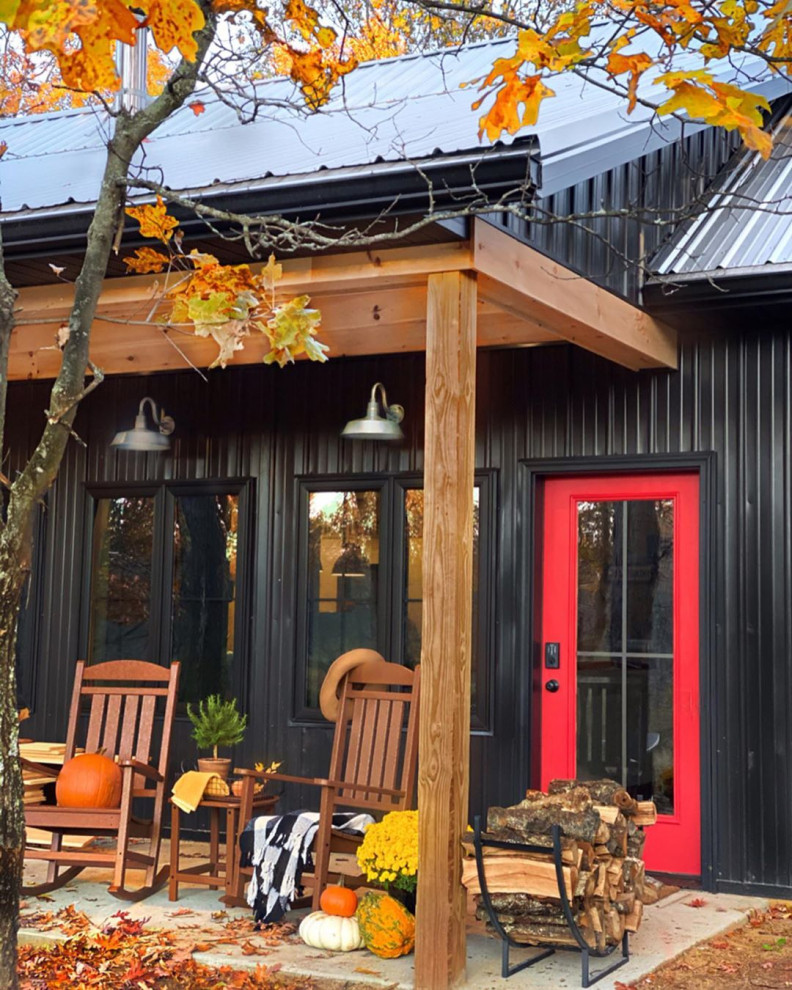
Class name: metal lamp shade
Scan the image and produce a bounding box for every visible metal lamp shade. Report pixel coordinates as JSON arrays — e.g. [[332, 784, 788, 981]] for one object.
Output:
[[111, 397, 175, 451], [111, 422, 172, 451], [341, 383, 404, 441]]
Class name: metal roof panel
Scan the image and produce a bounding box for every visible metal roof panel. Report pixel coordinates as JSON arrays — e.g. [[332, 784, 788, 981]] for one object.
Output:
[[653, 103, 792, 277], [1, 36, 789, 219]]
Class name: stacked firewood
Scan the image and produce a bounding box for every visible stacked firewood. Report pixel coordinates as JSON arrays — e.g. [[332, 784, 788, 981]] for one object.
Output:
[[462, 779, 657, 951]]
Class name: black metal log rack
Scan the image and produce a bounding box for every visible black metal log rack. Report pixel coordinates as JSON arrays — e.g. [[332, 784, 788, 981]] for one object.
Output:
[[471, 815, 630, 987]]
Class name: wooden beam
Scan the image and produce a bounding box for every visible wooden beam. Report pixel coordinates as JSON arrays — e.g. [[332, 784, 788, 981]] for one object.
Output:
[[9, 282, 555, 380], [473, 218, 677, 371], [416, 270, 477, 990], [15, 241, 472, 324]]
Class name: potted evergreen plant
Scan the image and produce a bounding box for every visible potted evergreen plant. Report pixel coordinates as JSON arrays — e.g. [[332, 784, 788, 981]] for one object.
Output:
[[187, 694, 247, 780]]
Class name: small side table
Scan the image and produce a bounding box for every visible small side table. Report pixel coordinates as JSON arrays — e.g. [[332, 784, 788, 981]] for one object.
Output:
[[169, 791, 277, 902]]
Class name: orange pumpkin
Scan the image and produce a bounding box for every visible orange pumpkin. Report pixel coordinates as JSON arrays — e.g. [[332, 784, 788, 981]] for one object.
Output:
[[319, 884, 358, 918], [56, 753, 123, 808]]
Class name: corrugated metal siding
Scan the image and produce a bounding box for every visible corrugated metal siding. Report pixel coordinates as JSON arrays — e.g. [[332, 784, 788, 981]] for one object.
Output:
[[8, 330, 792, 891], [500, 125, 741, 303]]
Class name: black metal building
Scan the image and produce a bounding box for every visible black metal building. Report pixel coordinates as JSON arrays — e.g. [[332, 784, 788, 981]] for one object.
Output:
[[6, 46, 792, 898]]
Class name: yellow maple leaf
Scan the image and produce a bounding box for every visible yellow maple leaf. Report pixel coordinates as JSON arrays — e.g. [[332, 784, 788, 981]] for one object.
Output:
[[126, 195, 179, 243], [264, 294, 326, 367], [258, 253, 283, 292], [657, 72, 772, 158]]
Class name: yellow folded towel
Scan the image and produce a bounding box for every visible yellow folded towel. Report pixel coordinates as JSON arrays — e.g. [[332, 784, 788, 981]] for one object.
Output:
[[172, 771, 222, 813]]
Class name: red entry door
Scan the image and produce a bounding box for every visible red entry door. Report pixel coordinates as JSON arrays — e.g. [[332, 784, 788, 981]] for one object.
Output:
[[539, 473, 700, 877]]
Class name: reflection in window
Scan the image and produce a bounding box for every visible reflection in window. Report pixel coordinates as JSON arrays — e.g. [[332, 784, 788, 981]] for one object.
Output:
[[575, 498, 675, 813], [90, 497, 155, 661], [305, 490, 380, 708], [172, 495, 238, 703], [88, 485, 248, 705], [402, 489, 481, 692]]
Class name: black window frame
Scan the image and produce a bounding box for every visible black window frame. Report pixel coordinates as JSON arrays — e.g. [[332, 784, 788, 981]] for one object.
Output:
[[293, 471, 496, 731], [80, 478, 254, 708]]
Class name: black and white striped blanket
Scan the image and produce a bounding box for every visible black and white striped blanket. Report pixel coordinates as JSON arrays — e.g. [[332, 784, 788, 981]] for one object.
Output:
[[238, 809, 373, 924]]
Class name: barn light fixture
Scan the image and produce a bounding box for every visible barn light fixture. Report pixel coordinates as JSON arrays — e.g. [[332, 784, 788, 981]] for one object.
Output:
[[331, 544, 369, 578], [341, 382, 404, 441], [111, 396, 175, 452]]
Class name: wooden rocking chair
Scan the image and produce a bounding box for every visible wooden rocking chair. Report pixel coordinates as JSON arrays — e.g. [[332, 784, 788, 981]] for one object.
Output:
[[230, 650, 420, 910], [23, 659, 180, 901]]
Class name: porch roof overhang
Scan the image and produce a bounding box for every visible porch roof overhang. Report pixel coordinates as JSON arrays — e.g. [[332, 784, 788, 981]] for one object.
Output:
[[11, 218, 677, 380]]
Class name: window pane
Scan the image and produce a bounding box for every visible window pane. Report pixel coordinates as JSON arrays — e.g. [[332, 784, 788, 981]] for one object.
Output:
[[90, 497, 155, 661], [171, 494, 239, 704], [576, 656, 622, 781], [626, 500, 674, 655], [577, 501, 623, 653], [305, 490, 380, 708]]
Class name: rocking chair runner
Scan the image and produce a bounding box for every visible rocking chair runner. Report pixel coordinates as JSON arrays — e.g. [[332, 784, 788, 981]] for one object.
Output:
[[23, 659, 180, 901], [229, 651, 420, 910]]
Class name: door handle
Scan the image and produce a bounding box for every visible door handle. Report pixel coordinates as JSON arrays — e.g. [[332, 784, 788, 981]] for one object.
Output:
[[545, 679, 560, 693]]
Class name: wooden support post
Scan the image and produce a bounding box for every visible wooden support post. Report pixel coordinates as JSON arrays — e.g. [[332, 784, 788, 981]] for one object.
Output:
[[416, 270, 477, 990]]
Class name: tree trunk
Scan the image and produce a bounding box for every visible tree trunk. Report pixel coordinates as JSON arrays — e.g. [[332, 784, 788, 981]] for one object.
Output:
[[0, 12, 218, 984], [0, 557, 27, 990]]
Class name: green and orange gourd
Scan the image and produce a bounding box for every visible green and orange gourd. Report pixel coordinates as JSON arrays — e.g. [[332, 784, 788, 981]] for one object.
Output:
[[355, 891, 416, 958]]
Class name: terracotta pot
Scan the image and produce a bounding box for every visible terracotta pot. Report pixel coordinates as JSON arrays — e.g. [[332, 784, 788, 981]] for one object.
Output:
[[197, 757, 231, 780]]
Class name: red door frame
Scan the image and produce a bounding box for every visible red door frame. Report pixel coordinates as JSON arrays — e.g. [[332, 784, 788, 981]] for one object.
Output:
[[538, 472, 701, 876]]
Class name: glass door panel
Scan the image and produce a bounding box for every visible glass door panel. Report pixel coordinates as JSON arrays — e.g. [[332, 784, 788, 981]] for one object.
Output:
[[576, 499, 674, 812], [539, 473, 700, 876]]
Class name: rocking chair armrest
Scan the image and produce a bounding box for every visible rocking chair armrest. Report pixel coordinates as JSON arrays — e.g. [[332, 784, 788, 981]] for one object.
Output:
[[119, 758, 163, 782], [322, 779, 406, 798], [233, 768, 325, 787], [232, 767, 405, 798], [19, 757, 59, 778]]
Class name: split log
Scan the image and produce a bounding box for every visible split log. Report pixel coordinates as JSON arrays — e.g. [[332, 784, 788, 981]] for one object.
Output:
[[632, 801, 658, 826], [461, 853, 576, 899], [467, 838, 581, 868], [622, 857, 645, 899], [498, 920, 599, 950], [614, 891, 636, 915], [489, 793, 602, 845], [593, 804, 620, 824], [626, 821, 647, 858], [624, 900, 644, 932], [485, 893, 570, 916], [604, 907, 625, 943]]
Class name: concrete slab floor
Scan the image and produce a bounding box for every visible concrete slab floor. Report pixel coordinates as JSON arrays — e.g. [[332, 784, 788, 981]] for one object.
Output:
[[20, 843, 767, 989]]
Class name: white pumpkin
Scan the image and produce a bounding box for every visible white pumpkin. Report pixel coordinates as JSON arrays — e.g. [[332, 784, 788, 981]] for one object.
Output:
[[299, 910, 364, 952]]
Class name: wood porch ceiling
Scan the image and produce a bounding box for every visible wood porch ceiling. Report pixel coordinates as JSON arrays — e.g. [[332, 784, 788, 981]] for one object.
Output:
[[10, 219, 676, 380]]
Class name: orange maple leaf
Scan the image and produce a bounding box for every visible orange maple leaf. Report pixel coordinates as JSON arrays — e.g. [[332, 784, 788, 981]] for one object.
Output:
[[126, 195, 179, 243], [124, 246, 170, 274], [188, 100, 205, 115], [135, 0, 204, 60]]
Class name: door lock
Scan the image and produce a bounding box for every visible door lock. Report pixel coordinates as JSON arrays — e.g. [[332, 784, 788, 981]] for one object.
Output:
[[545, 679, 560, 693]]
